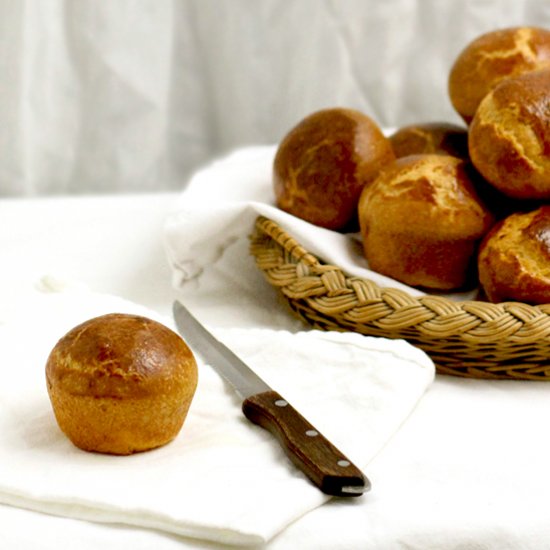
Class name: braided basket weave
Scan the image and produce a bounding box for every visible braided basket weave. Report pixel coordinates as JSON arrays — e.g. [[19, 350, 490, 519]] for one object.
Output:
[[250, 215, 550, 380]]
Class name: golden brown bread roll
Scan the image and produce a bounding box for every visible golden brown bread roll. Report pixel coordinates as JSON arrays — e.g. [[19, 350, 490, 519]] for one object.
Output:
[[46, 313, 198, 455], [449, 26, 550, 123], [478, 206, 550, 304], [468, 69, 550, 199], [389, 122, 519, 221], [358, 154, 495, 290], [389, 122, 469, 160], [273, 107, 395, 231]]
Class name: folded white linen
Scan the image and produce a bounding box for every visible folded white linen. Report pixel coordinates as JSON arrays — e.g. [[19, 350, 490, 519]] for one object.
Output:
[[163, 146, 477, 332], [164, 145, 425, 294], [0, 280, 433, 546]]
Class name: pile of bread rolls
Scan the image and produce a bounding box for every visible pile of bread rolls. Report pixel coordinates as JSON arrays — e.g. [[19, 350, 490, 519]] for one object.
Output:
[[273, 26, 550, 305]]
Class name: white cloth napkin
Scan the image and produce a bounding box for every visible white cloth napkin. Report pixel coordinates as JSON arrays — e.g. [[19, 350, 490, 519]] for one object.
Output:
[[164, 145, 427, 295], [0, 280, 434, 546], [163, 146, 477, 332]]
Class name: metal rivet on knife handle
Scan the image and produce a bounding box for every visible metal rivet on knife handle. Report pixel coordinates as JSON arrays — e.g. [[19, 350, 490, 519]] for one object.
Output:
[[242, 390, 370, 497]]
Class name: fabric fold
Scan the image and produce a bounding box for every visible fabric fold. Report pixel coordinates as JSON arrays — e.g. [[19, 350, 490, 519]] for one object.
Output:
[[164, 145, 425, 296]]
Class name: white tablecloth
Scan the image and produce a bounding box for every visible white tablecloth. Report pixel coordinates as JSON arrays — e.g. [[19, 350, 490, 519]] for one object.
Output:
[[1, 192, 550, 549]]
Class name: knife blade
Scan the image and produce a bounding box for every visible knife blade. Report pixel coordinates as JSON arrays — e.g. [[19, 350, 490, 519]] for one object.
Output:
[[172, 300, 370, 497]]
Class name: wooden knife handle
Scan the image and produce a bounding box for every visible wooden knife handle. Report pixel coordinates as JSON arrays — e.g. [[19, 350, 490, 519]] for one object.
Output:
[[242, 390, 369, 497]]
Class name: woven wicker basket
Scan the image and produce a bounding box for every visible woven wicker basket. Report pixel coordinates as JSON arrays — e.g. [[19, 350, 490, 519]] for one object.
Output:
[[250, 215, 550, 380]]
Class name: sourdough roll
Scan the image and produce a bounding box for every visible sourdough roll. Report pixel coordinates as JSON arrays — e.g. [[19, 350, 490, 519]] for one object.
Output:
[[478, 207, 550, 304], [389, 122, 469, 160], [469, 69, 550, 199], [449, 26, 550, 123], [46, 313, 198, 455], [358, 154, 495, 290], [273, 108, 395, 231]]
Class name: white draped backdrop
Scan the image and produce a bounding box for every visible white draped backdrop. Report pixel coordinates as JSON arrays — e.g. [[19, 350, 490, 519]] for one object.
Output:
[[0, 0, 549, 195]]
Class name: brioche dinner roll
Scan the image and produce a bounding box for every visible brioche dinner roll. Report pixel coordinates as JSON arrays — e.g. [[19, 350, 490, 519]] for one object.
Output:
[[273, 108, 395, 231], [46, 313, 198, 455], [469, 69, 550, 199], [449, 26, 550, 123], [358, 155, 494, 290], [389, 121, 517, 220], [389, 122, 469, 160], [478, 207, 550, 304]]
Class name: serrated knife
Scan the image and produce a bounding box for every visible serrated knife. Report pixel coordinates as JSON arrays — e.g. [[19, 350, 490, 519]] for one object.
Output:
[[173, 300, 370, 497]]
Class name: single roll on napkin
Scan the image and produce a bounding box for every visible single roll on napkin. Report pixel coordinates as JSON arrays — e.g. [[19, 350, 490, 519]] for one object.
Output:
[[0, 280, 433, 546]]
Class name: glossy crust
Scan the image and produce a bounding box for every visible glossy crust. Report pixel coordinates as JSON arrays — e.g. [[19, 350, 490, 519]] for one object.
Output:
[[273, 108, 395, 231], [469, 69, 550, 199], [358, 154, 495, 290], [46, 313, 198, 455], [478, 207, 550, 304], [449, 26, 550, 123], [389, 122, 520, 221], [389, 122, 469, 160]]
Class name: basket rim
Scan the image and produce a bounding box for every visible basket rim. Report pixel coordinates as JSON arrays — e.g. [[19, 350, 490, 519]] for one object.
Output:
[[250, 215, 550, 379], [251, 215, 550, 342]]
